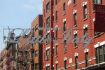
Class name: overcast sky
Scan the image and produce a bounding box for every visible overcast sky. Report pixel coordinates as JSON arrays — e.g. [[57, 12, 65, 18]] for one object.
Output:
[[0, 0, 42, 51]]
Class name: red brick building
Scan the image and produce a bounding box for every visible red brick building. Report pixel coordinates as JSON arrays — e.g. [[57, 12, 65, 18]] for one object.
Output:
[[31, 15, 43, 70], [43, 0, 105, 70], [0, 49, 11, 70], [0, 32, 17, 70], [18, 34, 32, 70], [17, 15, 43, 70]]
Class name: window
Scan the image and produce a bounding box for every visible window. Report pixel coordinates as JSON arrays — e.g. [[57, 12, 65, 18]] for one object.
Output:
[[31, 63, 34, 70], [56, 64, 58, 70], [85, 52, 88, 67], [46, 49, 50, 60], [55, 45, 58, 55], [55, 0, 58, 5], [31, 49, 34, 57], [46, 2, 50, 13], [103, 47, 105, 61], [96, 45, 105, 63], [52, 66, 54, 70], [55, 11, 58, 22], [75, 56, 78, 69], [84, 28, 88, 45], [35, 50, 38, 56], [73, 13, 77, 27], [93, 0, 102, 4], [84, 28, 88, 37], [46, 33, 50, 44], [63, 21, 66, 31], [34, 25, 38, 31], [99, 47, 103, 63], [35, 64, 39, 70], [64, 60, 67, 70], [63, 3, 66, 11], [64, 40, 67, 52], [55, 28, 58, 40], [46, 66, 50, 70], [73, 0, 76, 4], [44, 9, 45, 16], [97, 47, 103, 63], [46, 17, 50, 31], [63, 3, 66, 14], [83, 5, 87, 19], [74, 34, 78, 47], [46, 17, 50, 26]]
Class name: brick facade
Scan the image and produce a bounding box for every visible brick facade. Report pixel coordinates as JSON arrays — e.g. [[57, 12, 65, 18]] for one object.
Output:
[[43, 0, 105, 70]]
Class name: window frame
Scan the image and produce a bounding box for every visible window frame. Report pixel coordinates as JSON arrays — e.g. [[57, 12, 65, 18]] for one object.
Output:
[[46, 49, 50, 60], [73, 13, 77, 27], [74, 33, 78, 47], [85, 52, 88, 67], [75, 56, 78, 69], [64, 60, 67, 69], [46, 2, 50, 13], [83, 5, 87, 19]]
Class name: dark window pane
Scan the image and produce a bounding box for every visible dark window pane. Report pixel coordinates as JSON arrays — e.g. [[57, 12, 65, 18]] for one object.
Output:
[[73, 13, 77, 27], [64, 60, 67, 69]]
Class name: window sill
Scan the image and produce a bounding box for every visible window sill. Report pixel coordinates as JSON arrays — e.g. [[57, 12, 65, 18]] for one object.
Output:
[[73, 25, 77, 28], [74, 46, 78, 49]]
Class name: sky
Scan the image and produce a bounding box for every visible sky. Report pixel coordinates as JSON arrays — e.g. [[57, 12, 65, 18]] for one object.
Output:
[[0, 0, 42, 51]]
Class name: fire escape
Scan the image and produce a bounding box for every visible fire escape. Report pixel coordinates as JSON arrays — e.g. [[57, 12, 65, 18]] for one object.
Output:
[[2, 28, 33, 70]]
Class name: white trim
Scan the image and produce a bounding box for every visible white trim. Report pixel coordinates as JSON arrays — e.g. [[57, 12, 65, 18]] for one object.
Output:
[[53, 14, 54, 16], [74, 52, 78, 57], [72, 64, 75, 67], [82, 1, 87, 7], [47, 30, 50, 33], [74, 30, 78, 34], [53, 30, 54, 32], [93, 18, 95, 22], [94, 41, 105, 48], [64, 57, 67, 61], [69, 58, 72, 63], [55, 61, 58, 64], [46, 64, 50, 67], [79, 60, 85, 65], [83, 24, 88, 29], [94, 42, 100, 48], [55, 25, 58, 28], [46, 47, 50, 50], [63, 18, 66, 22], [68, 0, 72, 5], [73, 10, 77, 14], [55, 43, 58, 46], [84, 48, 89, 53], [100, 41, 105, 46]]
